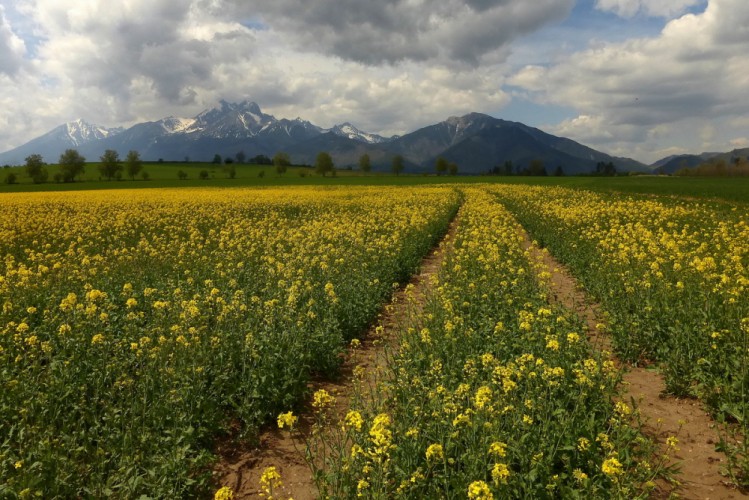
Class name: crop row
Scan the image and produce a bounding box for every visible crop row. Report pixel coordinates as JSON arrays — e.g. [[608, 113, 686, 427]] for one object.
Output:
[[309, 188, 663, 499], [0, 186, 460, 498], [493, 185, 749, 484]]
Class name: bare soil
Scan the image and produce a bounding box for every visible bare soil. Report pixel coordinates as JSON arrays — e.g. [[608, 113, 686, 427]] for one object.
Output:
[[212, 211, 744, 499], [213, 215, 461, 499], [520, 232, 743, 499]]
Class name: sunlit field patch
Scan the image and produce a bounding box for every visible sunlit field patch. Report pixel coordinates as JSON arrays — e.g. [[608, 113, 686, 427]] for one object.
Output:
[[493, 185, 749, 485], [4, 181, 743, 497], [306, 189, 665, 498], [0, 186, 459, 497]]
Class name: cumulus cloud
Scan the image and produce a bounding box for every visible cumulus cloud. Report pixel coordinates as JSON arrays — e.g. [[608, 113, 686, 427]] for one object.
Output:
[[26, 0, 258, 116], [0, 0, 565, 152], [229, 0, 575, 66], [302, 64, 511, 135], [6, 0, 743, 165], [510, 0, 749, 161], [0, 6, 25, 76], [0, 0, 262, 149]]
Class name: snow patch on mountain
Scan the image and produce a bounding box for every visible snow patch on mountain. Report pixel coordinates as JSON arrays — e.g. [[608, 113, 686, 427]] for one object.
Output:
[[329, 122, 389, 144], [160, 117, 196, 134], [64, 119, 122, 146]]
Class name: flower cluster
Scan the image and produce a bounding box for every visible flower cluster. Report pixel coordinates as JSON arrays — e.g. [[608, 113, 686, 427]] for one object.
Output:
[[317, 188, 661, 497], [494, 184, 749, 483], [0, 186, 460, 497]]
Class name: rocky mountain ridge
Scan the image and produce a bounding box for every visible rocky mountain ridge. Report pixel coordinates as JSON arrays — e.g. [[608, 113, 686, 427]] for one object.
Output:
[[0, 100, 649, 174]]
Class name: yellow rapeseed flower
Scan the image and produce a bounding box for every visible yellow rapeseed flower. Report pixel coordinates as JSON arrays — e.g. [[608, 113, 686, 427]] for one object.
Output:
[[344, 410, 364, 432], [214, 486, 234, 500], [573, 468, 588, 483], [425, 443, 444, 462], [277, 411, 298, 429], [577, 437, 590, 452], [491, 463, 510, 485], [312, 389, 335, 411], [488, 441, 507, 458], [474, 386, 492, 410], [259, 466, 282, 497], [467, 480, 493, 500], [602, 457, 623, 476]]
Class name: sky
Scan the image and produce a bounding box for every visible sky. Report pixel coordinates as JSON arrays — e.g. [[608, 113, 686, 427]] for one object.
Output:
[[0, 0, 747, 164]]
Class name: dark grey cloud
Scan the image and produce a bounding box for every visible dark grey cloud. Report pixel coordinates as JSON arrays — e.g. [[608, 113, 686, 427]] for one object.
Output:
[[29, 1, 261, 121], [231, 0, 574, 66]]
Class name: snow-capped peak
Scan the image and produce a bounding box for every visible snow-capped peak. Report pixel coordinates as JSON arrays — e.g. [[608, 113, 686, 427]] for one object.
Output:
[[329, 122, 389, 144], [160, 117, 196, 134], [189, 99, 277, 138], [62, 119, 122, 146]]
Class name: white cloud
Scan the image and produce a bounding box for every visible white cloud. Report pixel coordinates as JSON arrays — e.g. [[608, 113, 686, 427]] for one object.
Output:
[[699, 123, 716, 146], [511, 0, 749, 162], [0, 5, 25, 75], [552, 115, 616, 143], [0, 0, 553, 152], [728, 137, 749, 148], [2, 0, 745, 166]]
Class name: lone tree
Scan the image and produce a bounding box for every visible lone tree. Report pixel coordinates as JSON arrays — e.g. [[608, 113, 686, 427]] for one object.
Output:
[[59, 149, 86, 182], [24, 154, 48, 184], [212, 154, 222, 165], [315, 151, 334, 176], [435, 157, 448, 176], [124, 150, 143, 180], [273, 152, 291, 175], [98, 149, 122, 180], [448, 162, 459, 176], [235, 150, 246, 164], [391, 155, 404, 176], [359, 153, 371, 173]]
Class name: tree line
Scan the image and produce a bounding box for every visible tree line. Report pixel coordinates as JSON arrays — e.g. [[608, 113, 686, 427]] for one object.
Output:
[[218, 151, 458, 177], [4, 149, 147, 185], [5, 148, 464, 184], [675, 156, 749, 177], [486, 159, 619, 177]]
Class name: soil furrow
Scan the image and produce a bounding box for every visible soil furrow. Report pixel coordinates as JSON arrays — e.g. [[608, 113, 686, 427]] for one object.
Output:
[[519, 230, 741, 499], [213, 214, 461, 499]]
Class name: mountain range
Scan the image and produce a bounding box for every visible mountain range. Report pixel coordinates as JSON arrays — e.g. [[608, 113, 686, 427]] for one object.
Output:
[[651, 148, 749, 174], [0, 100, 651, 174]]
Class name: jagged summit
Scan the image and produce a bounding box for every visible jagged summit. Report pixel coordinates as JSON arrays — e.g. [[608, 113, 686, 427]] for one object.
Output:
[[329, 122, 389, 144], [61, 119, 123, 146], [0, 100, 648, 174]]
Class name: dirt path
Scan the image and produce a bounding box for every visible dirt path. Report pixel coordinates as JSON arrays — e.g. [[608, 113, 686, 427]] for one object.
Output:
[[520, 232, 743, 499], [213, 215, 461, 499]]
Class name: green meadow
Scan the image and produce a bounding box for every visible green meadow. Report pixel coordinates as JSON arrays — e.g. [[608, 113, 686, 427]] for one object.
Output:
[[2, 161, 748, 204]]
